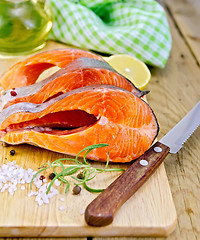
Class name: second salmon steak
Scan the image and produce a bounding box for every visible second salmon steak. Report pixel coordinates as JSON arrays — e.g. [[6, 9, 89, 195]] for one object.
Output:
[[0, 85, 159, 163]]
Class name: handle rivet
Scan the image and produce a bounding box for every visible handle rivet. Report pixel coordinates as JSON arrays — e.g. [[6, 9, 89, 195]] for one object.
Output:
[[140, 160, 148, 166], [154, 146, 162, 152]]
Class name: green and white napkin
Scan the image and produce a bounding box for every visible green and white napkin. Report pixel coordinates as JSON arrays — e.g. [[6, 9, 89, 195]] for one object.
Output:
[[47, 0, 172, 68]]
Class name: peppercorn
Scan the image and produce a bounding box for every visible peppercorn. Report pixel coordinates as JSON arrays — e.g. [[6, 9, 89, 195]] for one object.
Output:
[[39, 175, 45, 181], [72, 185, 81, 195], [10, 90, 17, 96], [77, 172, 84, 179], [49, 172, 56, 180], [10, 149, 15, 156]]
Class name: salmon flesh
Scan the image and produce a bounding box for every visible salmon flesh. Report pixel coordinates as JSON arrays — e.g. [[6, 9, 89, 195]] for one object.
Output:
[[1, 57, 146, 109], [0, 48, 103, 90], [0, 85, 159, 163]]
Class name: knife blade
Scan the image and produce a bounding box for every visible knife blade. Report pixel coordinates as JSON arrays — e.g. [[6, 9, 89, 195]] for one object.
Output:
[[84, 101, 200, 226]]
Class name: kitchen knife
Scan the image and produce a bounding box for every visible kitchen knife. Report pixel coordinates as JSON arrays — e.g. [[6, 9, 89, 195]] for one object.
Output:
[[85, 101, 200, 226]]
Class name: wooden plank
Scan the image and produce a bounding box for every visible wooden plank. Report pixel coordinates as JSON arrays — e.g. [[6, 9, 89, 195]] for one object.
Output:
[[164, 0, 200, 65], [94, 0, 200, 239], [146, 4, 200, 240], [0, 239, 84, 240], [0, 41, 176, 237]]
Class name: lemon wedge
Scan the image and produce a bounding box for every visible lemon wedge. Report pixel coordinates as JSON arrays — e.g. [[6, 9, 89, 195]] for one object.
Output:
[[104, 54, 151, 90]]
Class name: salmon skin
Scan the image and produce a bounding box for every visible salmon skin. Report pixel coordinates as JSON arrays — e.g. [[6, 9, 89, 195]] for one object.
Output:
[[1, 57, 146, 109], [0, 85, 159, 163], [0, 48, 103, 90]]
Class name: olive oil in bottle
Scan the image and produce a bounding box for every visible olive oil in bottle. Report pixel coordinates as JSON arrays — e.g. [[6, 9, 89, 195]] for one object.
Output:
[[0, 0, 52, 57]]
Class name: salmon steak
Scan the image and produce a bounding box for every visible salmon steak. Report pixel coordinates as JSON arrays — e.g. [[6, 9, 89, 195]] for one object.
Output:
[[1, 57, 146, 109], [0, 85, 159, 163], [0, 48, 104, 90]]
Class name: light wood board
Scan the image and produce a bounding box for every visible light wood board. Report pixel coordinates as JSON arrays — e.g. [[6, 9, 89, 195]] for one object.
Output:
[[0, 41, 177, 237], [165, 0, 200, 65]]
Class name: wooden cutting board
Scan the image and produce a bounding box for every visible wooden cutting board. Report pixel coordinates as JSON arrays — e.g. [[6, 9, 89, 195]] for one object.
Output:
[[0, 41, 177, 237]]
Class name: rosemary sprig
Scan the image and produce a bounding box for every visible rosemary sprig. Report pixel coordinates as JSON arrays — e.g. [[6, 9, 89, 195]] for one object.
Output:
[[31, 143, 125, 194]]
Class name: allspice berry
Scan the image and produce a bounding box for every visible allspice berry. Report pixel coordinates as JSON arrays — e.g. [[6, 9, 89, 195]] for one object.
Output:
[[77, 172, 84, 179], [72, 185, 81, 195]]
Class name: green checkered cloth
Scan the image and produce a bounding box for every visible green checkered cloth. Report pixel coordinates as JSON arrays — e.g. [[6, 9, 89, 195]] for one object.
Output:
[[47, 0, 172, 68]]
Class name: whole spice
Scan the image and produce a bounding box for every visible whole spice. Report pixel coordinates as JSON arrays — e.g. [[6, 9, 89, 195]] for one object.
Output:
[[10, 90, 17, 97], [49, 172, 56, 180], [39, 175, 45, 181], [77, 172, 84, 179], [10, 149, 15, 156], [73, 185, 81, 195]]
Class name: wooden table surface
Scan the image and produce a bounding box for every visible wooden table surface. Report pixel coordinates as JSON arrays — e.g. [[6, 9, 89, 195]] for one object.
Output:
[[0, 0, 199, 239]]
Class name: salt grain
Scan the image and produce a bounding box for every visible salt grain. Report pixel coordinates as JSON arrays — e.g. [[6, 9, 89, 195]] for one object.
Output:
[[80, 209, 85, 215], [37, 199, 43, 206], [45, 193, 51, 198], [28, 191, 35, 198], [11, 179, 18, 185], [20, 179, 25, 184], [50, 186, 59, 195], [0, 176, 5, 181], [59, 205, 66, 211], [60, 197, 65, 202], [54, 179, 60, 187], [35, 181, 42, 189], [42, 195, 49, 204], [35, 195, 42, 202], [2, 184, 9, 190]]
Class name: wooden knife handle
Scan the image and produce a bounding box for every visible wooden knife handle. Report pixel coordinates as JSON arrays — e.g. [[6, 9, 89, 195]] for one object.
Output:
[[84, 142, 170, 226]]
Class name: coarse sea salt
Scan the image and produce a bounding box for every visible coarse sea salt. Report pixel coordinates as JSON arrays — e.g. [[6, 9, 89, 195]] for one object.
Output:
[[54, 179, 60, 187], [59, 205, 66, 211], [80, 209, 85, 215], [60, 196, 65, 202], [0, 161, 60, 207]]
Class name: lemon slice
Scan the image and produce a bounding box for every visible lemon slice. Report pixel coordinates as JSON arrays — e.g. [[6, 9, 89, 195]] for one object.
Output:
[[104, 54, 151, 90]]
